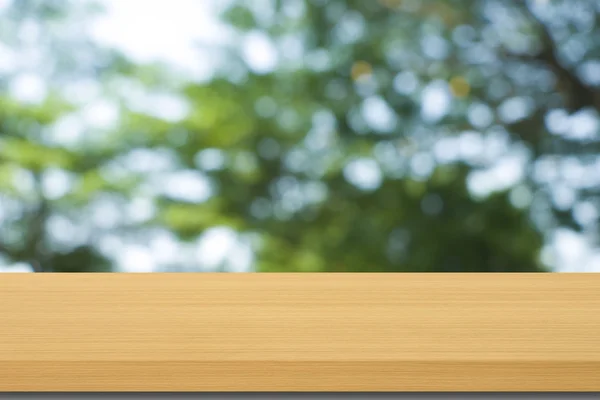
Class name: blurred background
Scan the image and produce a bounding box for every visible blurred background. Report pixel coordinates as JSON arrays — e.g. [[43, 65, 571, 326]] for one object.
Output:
[[0, 0, 599, 273]]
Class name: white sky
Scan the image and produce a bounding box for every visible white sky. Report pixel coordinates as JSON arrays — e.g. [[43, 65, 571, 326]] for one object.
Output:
[[91, 0, 232, 80]]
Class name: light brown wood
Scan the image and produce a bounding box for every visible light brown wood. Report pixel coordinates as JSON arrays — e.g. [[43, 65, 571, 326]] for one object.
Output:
[[1, 273, 599, 391]]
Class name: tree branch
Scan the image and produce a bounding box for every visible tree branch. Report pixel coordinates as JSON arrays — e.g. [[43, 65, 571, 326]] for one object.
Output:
[[24, 173, 52, 272], [516, 2, 600, 113]]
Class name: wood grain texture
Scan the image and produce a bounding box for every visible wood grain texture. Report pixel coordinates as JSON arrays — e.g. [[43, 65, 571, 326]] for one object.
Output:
[[1, 273, 599, 392]]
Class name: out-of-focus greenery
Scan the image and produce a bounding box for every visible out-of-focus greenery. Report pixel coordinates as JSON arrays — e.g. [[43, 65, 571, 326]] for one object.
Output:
[[1, 0, 599, 272]]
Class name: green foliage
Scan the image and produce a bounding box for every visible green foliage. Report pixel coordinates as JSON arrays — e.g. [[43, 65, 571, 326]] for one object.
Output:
[[252, 164, 544, 272], [50, 246, 112, 273], [222, 5, 257, 31], [2, 0, 599, 272]]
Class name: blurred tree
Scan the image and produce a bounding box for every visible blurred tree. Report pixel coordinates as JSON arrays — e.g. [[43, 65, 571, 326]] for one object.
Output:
[[190, 0, 599, 271], [0, 0, 136, 271], [4, 0, 599, 272], [144, 0, 551, 272]]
